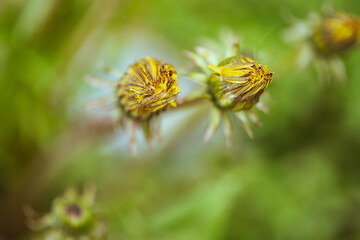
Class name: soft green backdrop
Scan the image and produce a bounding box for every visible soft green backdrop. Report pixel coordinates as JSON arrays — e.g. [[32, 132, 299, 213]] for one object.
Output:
[[1, 0, 360, 239]]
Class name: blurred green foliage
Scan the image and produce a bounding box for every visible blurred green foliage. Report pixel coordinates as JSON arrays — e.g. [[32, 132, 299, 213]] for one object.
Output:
[[1, 0, 360, 239]]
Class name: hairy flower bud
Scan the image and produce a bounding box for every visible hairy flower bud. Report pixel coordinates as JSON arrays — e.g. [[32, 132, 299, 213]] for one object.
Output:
[[184, 30, 274, 146], [52, 195, 94, 236], [314, 12, 360, 54], [207, 57, 273, 111], [26, 188, 107, 240], [117, 57, 181, 121]]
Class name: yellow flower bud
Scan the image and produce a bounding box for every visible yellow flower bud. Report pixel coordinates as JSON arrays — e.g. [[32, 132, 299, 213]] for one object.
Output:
[[207, 56, 273, 111], [314, 12, 360, 54], [117, 57, 181, 121]]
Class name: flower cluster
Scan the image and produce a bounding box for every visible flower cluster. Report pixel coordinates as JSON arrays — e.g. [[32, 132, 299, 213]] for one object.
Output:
[[87, 8, 358, 153], [87, 30, 273, 151]]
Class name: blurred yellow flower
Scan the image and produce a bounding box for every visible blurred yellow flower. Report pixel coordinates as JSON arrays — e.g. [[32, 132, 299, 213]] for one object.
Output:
[[314, 12, 360, 54], [283, 9, 360, 82]]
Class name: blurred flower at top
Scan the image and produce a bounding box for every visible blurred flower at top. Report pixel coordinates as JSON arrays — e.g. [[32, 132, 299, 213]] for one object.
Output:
[[25, 187, 107, 240], [314, 12, 360, 53], [184, 30, 273, 148], [87, 57, 181, 155], [283, 9, 360, 83]]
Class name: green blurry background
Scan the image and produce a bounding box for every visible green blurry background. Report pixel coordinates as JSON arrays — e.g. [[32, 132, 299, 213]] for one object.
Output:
[[1, 0, 360, 239]]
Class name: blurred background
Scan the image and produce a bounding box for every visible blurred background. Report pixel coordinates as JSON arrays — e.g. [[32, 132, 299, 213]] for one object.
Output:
[[1, 0, 360, 239]]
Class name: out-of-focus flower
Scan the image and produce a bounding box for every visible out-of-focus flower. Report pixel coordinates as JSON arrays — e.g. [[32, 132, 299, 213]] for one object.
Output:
[[87, 57, 181, 155], [25, 187, 107, 240], [184, 30, 273, 147], [283, 9, 359, 82], [314, 12, 360, 54]]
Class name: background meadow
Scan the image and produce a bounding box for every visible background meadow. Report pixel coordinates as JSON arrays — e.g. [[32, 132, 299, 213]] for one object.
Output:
[[1, 0, 360, 239]]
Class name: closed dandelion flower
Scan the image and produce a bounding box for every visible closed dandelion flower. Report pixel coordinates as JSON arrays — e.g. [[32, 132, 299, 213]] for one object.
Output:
[[117, 57, 180, 121], [184, 30, 273, 147], [314, 12, 360, 54], [207, 56, 273, 111], [87, 57, 181, 155], [283, 9, 359, 82]]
